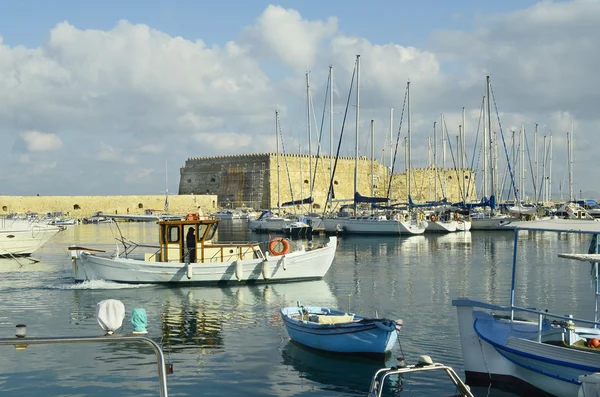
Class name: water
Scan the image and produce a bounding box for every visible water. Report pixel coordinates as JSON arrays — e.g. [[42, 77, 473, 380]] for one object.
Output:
[[0, 221, 595, 396]]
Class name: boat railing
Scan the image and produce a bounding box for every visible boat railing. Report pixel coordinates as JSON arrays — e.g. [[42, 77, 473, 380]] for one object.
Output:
[[368, 355, 473, 397], [454, 298, 600, 342]]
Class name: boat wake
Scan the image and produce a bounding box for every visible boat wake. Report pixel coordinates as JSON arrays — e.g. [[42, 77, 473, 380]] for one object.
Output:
[[49, 280, 154, 290]]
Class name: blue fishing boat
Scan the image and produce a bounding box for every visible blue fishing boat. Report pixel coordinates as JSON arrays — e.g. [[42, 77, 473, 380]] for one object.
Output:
[[280, 305, 401, 359]]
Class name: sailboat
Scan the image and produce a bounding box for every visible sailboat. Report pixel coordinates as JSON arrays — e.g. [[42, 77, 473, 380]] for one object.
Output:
[[469, 77, 512, 230], [321, 56, 426, 235]]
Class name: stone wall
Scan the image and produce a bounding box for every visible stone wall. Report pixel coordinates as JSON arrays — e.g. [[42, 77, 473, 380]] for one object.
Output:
[[179, 153, 477, 209], [0, 195, 217, 218]]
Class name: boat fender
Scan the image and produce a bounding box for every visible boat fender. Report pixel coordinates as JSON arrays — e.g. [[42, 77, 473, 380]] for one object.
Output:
[[186, 262, 193, 279], [281, 256, 287, 271], [261, 259, 271, 280], [269, 237, 291, 256], [374, 319, 397, 332], [235, 259, 243, 281]]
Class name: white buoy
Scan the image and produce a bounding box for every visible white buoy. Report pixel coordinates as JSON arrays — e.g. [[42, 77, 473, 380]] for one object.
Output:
[[186, 262, 193, 279], [262, 259, 271, 280], [281, 256, 287, 271], [235, 259, 243, 281]]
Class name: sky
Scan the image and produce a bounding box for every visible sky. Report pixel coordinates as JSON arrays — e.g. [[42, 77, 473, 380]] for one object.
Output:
[[1, 0, 597, 200]]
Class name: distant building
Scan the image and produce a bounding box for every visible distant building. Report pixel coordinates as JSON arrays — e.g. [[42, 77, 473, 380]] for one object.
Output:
[[178, 153, 476, 209]]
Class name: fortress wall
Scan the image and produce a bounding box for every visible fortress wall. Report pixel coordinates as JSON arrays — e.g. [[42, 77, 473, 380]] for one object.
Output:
[[179, 153, 477, 209], [0, 195, 217, 218]]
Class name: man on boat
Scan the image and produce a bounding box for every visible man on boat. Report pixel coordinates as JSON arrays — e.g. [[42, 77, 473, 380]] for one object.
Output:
[[186, 228, 196, 263]]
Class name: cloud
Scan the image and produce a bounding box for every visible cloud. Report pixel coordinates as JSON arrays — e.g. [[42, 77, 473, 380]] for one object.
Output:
[[20, 130, 63, 152], [96, 142, 136, 164], [241, 5, 338, 72], [0, 2, 598, 197]]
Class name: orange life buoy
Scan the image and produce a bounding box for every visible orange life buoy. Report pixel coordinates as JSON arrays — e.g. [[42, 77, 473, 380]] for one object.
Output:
[[269, 237, 290, 256], [454, 213, 459, 221], [187, 213, 199, 221], [431, 214, 438, 222]]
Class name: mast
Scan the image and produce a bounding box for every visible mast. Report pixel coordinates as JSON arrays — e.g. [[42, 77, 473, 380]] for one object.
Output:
[[306, 72, 313, 197], [389, 108, 394, 200], [441, 113, 447, 197], [275, 110, 281, 212], [543, 135, 547, 202], [461, 107, 466, 202], [164, 159, 169, 212], [486, 76, 496, 204], [354, 55, 360, 213], [482, 96, 488, 198], [549, 134, 553, 202], [407, 80, 412, 200], [534, 123, 538, 203], [404, 137, 409, 191], [329, 65, 334, 211], [569, 123, 574, 201], [371, 120, 375, 198], [520, 123, 525, 205], [433, 121, 437, 200], [299, 144, 303, 205]]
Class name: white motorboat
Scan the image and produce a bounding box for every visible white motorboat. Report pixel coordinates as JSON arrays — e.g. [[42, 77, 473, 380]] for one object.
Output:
[[469, 212, 513, 230], [69, 218, 337, 284], [211, 209, 241, 220], [453, 219, 600, 397], [425, 213, 458, 233], [248, 210, 293, 233], [0, 219, 62, 257]]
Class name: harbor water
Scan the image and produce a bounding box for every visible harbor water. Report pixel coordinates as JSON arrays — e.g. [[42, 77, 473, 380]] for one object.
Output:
[[0, 221, 595, 396]]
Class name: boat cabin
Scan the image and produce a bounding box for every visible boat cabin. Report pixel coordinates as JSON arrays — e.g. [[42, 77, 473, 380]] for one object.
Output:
[[155, 219, 265, 263]]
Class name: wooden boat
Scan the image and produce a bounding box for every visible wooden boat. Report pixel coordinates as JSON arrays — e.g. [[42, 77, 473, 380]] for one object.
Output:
[[453, 219, 600, 396], [69, 218, 337, 284], [280, 305, 401, 359]]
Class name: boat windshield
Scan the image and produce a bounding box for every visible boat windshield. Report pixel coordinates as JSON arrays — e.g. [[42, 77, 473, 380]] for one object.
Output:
[[205, 223, 218, 241]]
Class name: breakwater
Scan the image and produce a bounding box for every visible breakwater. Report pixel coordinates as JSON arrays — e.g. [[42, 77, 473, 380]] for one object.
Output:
[[0, 194, 217, 218]]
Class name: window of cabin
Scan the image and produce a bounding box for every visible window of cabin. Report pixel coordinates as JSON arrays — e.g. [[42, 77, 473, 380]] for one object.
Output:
[[168, 226, 180, 243]]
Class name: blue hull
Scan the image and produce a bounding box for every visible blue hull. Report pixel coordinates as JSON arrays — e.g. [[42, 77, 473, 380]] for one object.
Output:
[[280, 306, 398, 358]]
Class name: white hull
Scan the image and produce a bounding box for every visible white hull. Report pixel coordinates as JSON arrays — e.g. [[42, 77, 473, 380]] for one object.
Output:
[[508, 205, 537, 216], [455, 303, 600, 396], [248, 218, 293, 232], [321, 217, 426, 235], [470, 216, 512, 230], [72, 237, 337, 284], [425, 220, 457, 233], [0, 223, 61, 256], [457, 220, 472, 231]]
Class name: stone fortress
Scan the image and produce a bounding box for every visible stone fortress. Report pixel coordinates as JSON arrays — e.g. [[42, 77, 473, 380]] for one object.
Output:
[[178, 153, 476, 210]]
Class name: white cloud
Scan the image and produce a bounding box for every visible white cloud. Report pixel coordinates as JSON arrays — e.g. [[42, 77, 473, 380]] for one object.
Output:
[[96, 142, 136, 164], [20, 130, 63, 152], [0, 2, 599, 197]]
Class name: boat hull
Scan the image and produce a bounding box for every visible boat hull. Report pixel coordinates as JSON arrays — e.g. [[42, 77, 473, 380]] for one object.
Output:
[[72, 237, 337, 284], [455, 302, 600, 397], [321, 218, 426, 235], [0, 224, 61, 256], [280, 306, 398, 358]]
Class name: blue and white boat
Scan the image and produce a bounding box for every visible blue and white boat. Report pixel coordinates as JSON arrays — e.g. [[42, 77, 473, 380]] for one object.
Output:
[[453, 219, 600, 397], [280, 305, 401, 359]]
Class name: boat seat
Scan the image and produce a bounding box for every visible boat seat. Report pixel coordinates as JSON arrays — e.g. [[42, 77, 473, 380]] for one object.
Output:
[[311, 314, 354, 324]]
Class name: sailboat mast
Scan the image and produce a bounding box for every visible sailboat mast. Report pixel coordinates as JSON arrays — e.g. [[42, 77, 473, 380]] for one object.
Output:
[[389, 108, 394, 200], [371, 120, 375, 198], [482, 96, 488, 198], [407, 80, 412, 200], [164, 159, 169, 212], [569, 123, 574, 201], [520, 123, 525, 204], [486, 76, 496, 203], [428, 136, 431, 201], [433, 121, 437, 200], [543, 135, 547, 202], [275, 110, 281, 212], [549, 134, 553, 202], [441, 113, 447, 197], [534, 123, 538, 203], [329, 65, 334, 211], [461, 107, 466, 202], [354, 55, 360, 213], [306, 72, 313, 197]]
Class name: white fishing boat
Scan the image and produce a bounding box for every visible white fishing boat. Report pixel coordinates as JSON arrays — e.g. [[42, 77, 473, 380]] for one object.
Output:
[[0, 219, 62, 257], [453, 219, 600, 397], [69, 218, 337, 284]]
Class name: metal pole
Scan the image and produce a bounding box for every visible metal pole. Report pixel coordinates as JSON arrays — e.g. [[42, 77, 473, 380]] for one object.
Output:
[[354, 55, 360, 214]]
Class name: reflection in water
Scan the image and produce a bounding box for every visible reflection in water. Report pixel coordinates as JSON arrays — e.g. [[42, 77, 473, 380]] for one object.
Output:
[[281, 340, 390, 395]]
